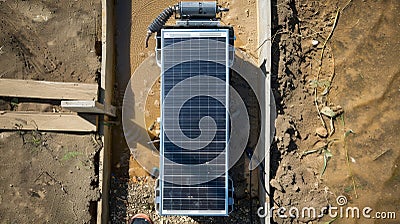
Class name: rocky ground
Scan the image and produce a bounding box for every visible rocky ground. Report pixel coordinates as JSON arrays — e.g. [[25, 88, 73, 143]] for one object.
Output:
[[269, 0, 347, 223], [110, 174, 261, 224]]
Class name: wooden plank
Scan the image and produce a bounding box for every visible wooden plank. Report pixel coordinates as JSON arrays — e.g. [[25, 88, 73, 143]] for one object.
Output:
[[98, 0, 115, 222], [61, 100, 116, 117], [0, 78, 98, 100], [0, 111, 96, 132]]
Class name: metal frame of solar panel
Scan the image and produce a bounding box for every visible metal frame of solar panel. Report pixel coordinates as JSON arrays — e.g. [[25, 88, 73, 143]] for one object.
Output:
[[159, 28, 231, 216]]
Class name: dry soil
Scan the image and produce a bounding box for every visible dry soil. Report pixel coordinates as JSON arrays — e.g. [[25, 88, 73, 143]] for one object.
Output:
[[0, 0, 101, 223]]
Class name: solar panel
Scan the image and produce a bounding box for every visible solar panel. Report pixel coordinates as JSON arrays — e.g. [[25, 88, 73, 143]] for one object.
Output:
[[159, 29, 230, 215]]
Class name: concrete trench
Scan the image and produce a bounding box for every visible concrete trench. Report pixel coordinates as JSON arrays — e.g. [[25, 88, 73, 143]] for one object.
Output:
[[100, 0, 272, 223]]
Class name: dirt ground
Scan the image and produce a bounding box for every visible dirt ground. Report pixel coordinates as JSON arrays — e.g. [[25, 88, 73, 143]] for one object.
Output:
[[0, 132, 101, 223], [271, 0, 399, 223], [326, 0, 399, 222], [111, 0, 399, 224], [0, 0, 102, 223], [0, 0, 101, 83]]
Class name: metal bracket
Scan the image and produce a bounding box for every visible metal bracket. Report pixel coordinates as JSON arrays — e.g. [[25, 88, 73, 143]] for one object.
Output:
[[61, 100, 116, 117]]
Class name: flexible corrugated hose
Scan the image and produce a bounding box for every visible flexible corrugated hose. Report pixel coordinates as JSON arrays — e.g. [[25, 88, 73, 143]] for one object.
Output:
[[145, 6, 175, 48]]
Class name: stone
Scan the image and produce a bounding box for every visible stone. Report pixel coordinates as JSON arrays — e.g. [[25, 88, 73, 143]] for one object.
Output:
[[316, 127, 328, 138], [270, 179, 283, 192]]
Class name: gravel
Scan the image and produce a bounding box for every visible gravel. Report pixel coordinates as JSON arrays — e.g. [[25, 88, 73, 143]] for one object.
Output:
[[110, 175, 261, 224]]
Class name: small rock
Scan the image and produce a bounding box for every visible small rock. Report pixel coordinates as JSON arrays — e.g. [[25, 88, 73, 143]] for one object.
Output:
[[154, 99, 160, 108], [9, 184, 13, 187], [270, 179, 282, 192], [316, 127, 328, 138], [333, 105, 344, 115], [283, 133, 291, 147], [312, 39, 319, 46]]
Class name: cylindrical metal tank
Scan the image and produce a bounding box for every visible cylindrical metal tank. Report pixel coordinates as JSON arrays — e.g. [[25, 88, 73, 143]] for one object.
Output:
[[178, 1, 217, 19]]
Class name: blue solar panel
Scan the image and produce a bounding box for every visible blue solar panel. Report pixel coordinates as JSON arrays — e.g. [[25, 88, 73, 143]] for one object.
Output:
[[160, 29, 230, 215]]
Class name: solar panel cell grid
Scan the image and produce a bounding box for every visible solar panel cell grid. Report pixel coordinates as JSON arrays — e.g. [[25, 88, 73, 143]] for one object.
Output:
[[160, 29, 229, 215]]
